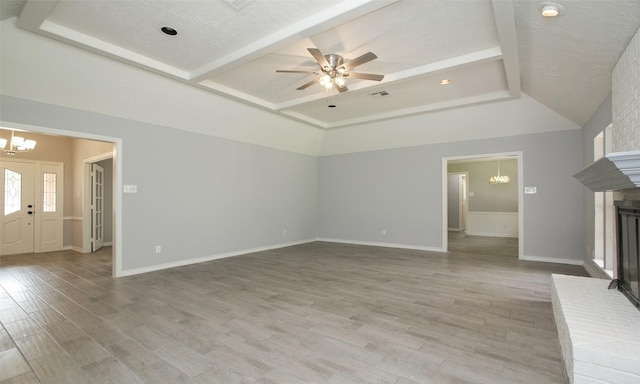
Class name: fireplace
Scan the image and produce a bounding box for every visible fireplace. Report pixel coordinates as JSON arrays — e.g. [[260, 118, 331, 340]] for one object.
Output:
[[615, 200, 640, 309]]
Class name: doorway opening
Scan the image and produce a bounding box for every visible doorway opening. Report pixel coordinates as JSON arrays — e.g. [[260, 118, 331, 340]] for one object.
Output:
[[442, 151, 523, 259], [0, 121, 123, 276]]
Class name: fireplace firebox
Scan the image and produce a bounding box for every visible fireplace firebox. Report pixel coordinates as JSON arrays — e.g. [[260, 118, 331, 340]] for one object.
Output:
[[614, 200, 640, 310]]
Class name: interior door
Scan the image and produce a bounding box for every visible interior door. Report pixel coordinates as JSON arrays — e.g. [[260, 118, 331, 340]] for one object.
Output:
[[1, 161, 35, 255], [91, 163, 104, 252]]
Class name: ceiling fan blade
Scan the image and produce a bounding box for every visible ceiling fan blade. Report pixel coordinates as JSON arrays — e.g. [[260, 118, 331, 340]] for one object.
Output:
[[296, 79, 318, 90], [307, 48, 330, 69], [276, 70, 316, 74], [345, 72, 384, 81], [342, 52, 377, 70]]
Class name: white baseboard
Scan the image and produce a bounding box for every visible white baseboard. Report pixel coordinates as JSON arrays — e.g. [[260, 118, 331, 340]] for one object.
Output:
[[520, 254, 584, 266], [63, 245, 84, 253], [317, 238, 444, 253], [118, 238, 317, 277]]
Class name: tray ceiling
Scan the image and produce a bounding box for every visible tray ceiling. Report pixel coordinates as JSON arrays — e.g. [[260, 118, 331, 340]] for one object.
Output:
[[9, 0, 640, 129]]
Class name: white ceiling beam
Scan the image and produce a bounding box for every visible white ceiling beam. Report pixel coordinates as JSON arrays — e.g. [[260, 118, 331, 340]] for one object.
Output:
[[491, 0, 521, 98], [17, 0, 190, 79], [39, 21, 190, 79], [188, 0, 399, 82], [198, 80, 276, 110], [15, 0, 57, 31]]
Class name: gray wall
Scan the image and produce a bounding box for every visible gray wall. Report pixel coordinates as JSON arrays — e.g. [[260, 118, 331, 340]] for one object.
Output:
[[1, 95, 319, 271], [319, 129, 585, 261], [449, 159, 518, 212]]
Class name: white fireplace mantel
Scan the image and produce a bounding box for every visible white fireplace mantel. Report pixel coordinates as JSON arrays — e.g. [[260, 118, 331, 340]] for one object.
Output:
[[574, 151, 640, 192]]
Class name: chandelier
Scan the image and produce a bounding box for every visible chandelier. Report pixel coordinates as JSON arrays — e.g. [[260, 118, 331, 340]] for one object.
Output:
[[0, 130, 37, 155], [489, 159, 510, 184]]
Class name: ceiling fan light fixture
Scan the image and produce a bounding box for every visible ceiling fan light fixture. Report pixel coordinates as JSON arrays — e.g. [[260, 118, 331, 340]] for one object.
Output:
[[334, 76, 346, 88], [319, 74, 332, 89]]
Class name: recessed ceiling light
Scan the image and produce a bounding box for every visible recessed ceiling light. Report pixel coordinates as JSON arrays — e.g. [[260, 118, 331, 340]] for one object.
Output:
[[438, 79, 452, 85], [161, 26, 178, 36], [541, 2, 563, 17], [328, 104, 336, 108]]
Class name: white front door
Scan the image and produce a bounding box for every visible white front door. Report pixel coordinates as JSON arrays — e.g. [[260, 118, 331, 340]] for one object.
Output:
[[1, 161, 35, 255], [37, 163, 64, 252], [91, 163, 104, 252]]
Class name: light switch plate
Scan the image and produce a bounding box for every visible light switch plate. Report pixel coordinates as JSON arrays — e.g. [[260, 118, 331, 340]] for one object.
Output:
[[123, 184, 138, 193], [524, 187, 537, 194]]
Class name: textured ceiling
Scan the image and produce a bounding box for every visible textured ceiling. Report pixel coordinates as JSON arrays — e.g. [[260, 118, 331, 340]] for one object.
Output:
[[8, 0, 640, 129]]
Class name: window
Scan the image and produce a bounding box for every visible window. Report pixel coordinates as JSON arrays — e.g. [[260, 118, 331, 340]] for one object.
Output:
[[593, 125, 617, 276], [4, 169, 21, 215], [43, 172, 56, 212]]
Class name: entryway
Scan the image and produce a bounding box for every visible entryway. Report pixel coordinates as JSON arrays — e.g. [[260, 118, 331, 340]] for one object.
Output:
[[442, 152, 523, 259], [0, 122, 123, 276]]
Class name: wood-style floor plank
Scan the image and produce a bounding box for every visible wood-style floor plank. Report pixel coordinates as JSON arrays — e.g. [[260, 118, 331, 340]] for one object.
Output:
[[0, 234, 588, 383]]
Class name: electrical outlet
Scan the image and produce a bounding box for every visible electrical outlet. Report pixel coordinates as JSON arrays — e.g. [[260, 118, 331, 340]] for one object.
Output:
[[381, 229, 386, 236], [155, 245, 161, 253], [283, 230, 287, 237]]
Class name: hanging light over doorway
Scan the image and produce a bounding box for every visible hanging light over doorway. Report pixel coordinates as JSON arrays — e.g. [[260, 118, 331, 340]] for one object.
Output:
[[0, 130, 37, 155], [489, 159, 510, 184]]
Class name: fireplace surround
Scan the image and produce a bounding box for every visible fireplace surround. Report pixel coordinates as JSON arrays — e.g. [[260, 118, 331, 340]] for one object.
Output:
[[614, 200, 640, 310], [560, 150, 640, 383]]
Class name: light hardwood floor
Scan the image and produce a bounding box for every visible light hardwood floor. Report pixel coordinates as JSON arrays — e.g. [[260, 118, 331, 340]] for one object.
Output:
[[1, 235, 588, 383]]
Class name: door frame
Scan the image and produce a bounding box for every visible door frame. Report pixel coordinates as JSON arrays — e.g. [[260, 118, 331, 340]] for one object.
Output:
[[442, 151, 523, 259], [447, 172, 468, 232], [1, 120, 123, 277], [83, 154, 112, 254]]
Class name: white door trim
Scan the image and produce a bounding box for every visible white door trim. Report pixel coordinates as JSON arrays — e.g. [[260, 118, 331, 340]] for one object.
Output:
[[442, 151, 523, 259], [0, 120, 123, 277]]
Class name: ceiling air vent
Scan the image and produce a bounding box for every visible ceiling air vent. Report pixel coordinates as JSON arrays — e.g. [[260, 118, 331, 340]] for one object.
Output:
[[222, 0, 255, 11], [370, 91, 390, 97]]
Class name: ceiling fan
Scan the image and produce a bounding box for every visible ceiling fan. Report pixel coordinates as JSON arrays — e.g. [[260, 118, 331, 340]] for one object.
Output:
[[276, 48, 384, 93]]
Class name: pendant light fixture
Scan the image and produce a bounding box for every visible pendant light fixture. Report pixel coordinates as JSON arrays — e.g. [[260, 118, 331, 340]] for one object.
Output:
[[0, 130, 37, 155], [489, 159, 510, 184]]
